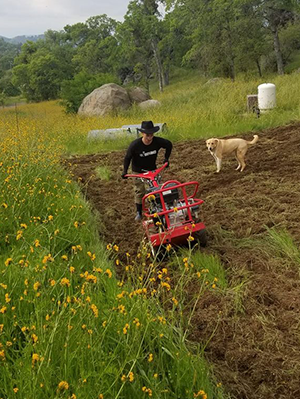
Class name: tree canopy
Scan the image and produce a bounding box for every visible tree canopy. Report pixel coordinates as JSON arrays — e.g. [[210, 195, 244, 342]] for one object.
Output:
[[1, 0, 300, 110]]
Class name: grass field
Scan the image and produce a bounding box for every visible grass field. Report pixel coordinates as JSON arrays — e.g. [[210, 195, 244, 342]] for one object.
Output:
[[1, 69, 300, 398]]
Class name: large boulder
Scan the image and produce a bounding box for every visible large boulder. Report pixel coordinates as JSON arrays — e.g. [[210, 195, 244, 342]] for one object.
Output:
[[78, 83, 131, 116], [138, 99, 161, 110], [128, 87, 151, 104]]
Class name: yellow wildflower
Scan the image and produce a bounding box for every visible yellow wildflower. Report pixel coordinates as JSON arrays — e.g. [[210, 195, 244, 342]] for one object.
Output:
[[193, 389, 207, 399], [33, 282, 41, 291], [32, 353, 40, 366], [32, 334, 38, 344], [161, 282, 171, 291], [87, 251, 96, 261], [90, 304, 99, 318], [105, 269, 112, 278], [142, 386, 153, 396], [5, 258, 13, 266], [57, 381, 69, 391], [123, 323, 129, 335], [60, 278, 70, 287], [148, 353, 153, 362], [0, 349, 5, 361], [172, 297, 178, 306], [16, 230, 23, 240], [166, 244, 172, 252]]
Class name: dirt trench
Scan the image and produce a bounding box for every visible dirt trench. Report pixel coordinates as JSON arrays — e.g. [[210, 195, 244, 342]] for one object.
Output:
[[67, 122, 300, 399]]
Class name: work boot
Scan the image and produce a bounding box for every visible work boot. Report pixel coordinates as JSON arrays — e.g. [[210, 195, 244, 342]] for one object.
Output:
[[135, 203, 142, 221], [135, 212, 142, 221]]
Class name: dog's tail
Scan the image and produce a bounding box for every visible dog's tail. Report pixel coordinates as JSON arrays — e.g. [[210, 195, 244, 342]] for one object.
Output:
[[248, 135, 258, 145]]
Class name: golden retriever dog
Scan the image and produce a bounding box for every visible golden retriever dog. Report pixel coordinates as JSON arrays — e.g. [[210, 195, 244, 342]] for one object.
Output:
[[206, 135, 259, 172]]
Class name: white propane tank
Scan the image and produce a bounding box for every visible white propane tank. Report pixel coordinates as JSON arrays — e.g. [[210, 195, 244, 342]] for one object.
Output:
[[258, 83, 276, 111]]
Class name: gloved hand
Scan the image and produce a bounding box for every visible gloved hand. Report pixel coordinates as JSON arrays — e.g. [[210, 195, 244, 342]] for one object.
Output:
[[163, 159, 169, 168], [121, 173, 128, 179]]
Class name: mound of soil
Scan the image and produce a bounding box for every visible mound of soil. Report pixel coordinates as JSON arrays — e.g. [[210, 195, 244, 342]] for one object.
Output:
[[67, 122, 300, 399]]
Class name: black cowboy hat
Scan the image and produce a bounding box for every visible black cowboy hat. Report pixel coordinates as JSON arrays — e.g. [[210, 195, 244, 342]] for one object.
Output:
[[138, 120, 160, 134]]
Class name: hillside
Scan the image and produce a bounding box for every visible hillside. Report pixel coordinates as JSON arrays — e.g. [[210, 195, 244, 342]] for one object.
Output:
[[67, 122, 300, 399], [0, 34, 44, 44]]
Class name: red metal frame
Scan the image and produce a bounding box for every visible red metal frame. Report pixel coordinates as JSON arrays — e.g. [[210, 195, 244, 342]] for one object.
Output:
[[125, 163, 206, 249]]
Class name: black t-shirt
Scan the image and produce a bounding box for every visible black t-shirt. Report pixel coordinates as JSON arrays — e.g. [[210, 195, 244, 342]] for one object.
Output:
[[123, 136, 172, 173]]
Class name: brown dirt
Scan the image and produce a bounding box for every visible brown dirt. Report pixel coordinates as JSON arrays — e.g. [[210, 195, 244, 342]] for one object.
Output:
[[66, 122, 300, 399]]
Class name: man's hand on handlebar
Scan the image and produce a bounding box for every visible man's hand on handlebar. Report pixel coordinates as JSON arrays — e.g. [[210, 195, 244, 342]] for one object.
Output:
[[121, 173, 128, 179]]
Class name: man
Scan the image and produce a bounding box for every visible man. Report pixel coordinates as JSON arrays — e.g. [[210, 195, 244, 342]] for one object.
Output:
[[122, 120, 173, 221]]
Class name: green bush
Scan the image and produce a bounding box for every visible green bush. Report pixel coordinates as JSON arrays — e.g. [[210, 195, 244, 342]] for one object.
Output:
[[60, 71, 120, 113]]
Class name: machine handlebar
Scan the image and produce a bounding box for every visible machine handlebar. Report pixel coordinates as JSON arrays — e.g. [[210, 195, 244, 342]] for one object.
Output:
[[124, 162, 168, 182]]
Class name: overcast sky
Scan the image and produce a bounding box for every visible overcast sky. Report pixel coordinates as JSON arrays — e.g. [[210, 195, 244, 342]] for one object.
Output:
[[0, 0, 132, 38]]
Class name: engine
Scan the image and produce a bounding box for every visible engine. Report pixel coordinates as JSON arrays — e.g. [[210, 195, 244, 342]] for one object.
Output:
[[146, 183, 200, 228]]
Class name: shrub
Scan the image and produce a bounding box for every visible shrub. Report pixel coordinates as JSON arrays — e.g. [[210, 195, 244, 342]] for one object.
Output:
[[60, 71, 120, 113]]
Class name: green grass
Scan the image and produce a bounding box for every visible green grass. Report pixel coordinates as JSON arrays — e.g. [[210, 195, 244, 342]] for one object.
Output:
[[0, 117, 227, 398], [265, 228, 300, 268], [1, 95, 27, 107], [3, 69, 300, 157], [95, 166, 112, 181], [284, 50, 300, 74], [60, 70, 300, 153]]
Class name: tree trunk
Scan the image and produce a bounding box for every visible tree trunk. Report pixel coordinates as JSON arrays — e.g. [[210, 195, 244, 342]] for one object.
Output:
[[151, 39, 165, 92], [272, 26, 284, 75], [164, 69, 169, 86], [256, 59, 262, 77], [225, 19, 235, 81], [229, 59, 235, 82]]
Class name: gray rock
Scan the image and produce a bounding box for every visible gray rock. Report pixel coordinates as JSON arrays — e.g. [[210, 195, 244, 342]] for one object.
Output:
[[78, 83, 131, 116], [127, 87, 151, 104]]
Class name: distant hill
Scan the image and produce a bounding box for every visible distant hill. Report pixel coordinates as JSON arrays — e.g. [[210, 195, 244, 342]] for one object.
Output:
[[0, 35, 44, 44]]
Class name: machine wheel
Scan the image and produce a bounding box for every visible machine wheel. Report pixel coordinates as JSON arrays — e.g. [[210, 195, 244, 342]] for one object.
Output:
[[194, 229, 207, 248]]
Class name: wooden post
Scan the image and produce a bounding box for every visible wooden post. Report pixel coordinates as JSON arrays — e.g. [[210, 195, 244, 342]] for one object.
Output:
[[247, 94, 258, 113]]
